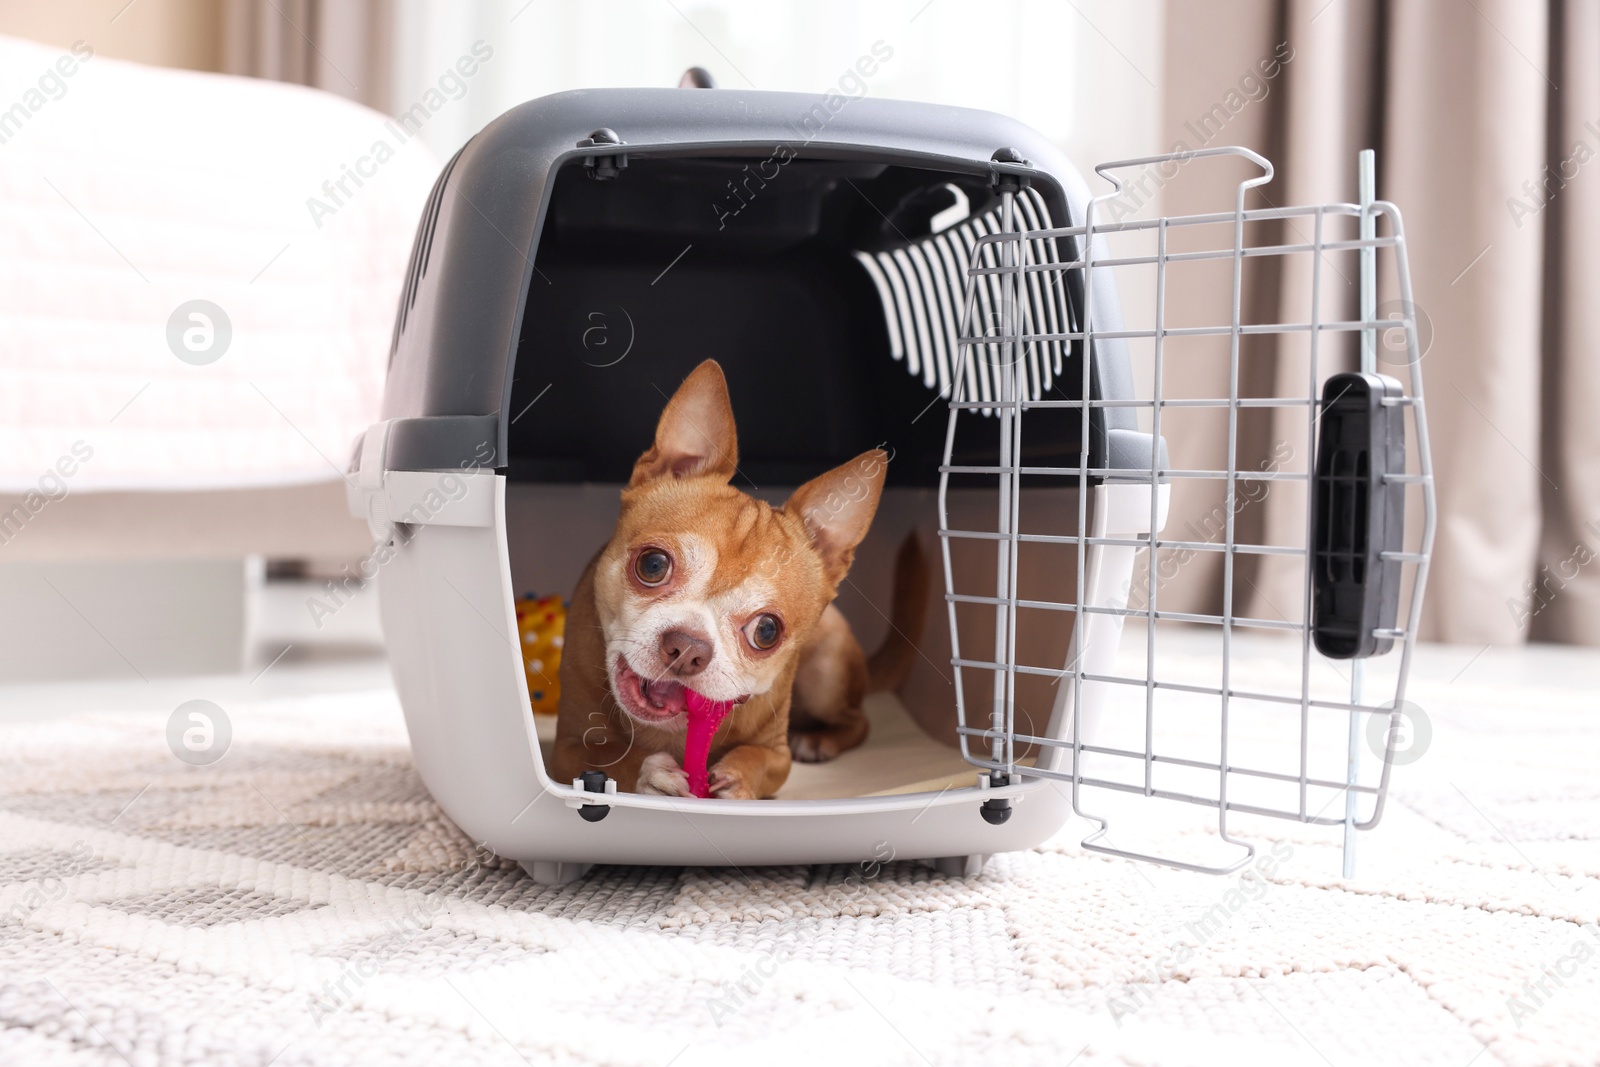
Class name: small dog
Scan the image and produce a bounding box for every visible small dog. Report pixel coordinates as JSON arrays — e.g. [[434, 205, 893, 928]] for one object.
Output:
[[550, 360, 926, 799]]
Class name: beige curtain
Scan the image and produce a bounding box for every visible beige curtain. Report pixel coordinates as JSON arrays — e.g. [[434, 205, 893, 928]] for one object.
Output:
[[1535, 0, 1600, 643], [221, 0, 393, 113], [1158, 0, 1600, 645]]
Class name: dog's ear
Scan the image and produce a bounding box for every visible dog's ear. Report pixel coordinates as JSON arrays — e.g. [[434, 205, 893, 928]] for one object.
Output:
[[782, 450, 888, 584], [629, 360, 739, 486]]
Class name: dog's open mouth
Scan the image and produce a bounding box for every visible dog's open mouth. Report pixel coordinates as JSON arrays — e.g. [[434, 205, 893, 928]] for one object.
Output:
[[610, 655, 750, 725], [611, 656, 690, 724]]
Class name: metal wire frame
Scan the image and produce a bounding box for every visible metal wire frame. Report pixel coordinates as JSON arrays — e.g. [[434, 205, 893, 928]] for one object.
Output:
[[936, 145, 1437, 874]]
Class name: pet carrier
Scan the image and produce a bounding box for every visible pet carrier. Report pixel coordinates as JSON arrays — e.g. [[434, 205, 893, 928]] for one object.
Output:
[[349, 85, 1433, 884]]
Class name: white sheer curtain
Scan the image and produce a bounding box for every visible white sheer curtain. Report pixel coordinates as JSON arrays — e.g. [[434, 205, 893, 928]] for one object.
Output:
[[387, 0, 1164, 177]]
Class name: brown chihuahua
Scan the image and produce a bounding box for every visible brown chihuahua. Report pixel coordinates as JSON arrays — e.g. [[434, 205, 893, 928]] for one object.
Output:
[[550, 359, 926, 799]]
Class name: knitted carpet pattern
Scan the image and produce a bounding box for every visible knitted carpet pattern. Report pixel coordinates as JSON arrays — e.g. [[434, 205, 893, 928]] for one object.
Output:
[[0, 671, 1595, 1066]]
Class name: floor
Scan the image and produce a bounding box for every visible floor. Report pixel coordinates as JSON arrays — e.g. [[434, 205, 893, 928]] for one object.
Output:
[[0, 578, 392, 725], [1, 583, 1598, 1065]]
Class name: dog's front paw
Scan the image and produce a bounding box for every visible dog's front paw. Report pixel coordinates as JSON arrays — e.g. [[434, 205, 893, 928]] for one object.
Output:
[[707, 765, 757, 800], [638, 752, 693, 797]]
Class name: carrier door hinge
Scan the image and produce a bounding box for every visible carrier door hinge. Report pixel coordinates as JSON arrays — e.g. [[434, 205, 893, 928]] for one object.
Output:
[[568, 771, 614, 822], [578, 129, 628, 180], [989, 147, 1032, 194], [978, 770, 1020, 825]]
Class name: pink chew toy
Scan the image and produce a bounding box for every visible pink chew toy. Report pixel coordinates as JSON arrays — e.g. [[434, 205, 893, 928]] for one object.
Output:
[[683, 689, 735, 798]]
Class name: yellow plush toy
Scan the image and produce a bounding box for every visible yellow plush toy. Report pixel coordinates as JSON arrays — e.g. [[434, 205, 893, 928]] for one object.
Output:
[[514, 594, 566, 715]]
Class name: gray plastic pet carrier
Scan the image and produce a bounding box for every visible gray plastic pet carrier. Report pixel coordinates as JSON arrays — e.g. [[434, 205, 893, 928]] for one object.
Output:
[[348, 84, 1433, 884]]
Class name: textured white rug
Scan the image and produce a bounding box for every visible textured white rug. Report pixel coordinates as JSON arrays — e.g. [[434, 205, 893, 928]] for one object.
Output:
[[1, 659, 1597, 1066]]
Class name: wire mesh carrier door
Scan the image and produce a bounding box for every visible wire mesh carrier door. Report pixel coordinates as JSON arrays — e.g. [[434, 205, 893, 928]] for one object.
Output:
[[938, 145, 1436, 875]]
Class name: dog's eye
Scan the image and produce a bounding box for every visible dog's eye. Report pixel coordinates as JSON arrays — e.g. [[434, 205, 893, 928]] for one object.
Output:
[[634, 549, 672, 587], [745, 613, 782, 651]]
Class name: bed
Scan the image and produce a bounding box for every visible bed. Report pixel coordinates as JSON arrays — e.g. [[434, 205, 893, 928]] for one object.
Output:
[[0, 34, 437, 679]]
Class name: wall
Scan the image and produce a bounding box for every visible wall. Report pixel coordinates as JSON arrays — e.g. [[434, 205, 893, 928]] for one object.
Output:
[[0, 0, 221, 71]]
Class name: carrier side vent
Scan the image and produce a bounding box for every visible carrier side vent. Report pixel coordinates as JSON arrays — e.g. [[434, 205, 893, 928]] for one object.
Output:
[[852, 187, 1070, 409], [390, 144, 468, 360]]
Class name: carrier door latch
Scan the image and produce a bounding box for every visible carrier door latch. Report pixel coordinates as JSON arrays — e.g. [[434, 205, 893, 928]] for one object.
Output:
[[1311, 372, 1407, 659], [348, 420, 394, 538], [346, 419, 497, 537]]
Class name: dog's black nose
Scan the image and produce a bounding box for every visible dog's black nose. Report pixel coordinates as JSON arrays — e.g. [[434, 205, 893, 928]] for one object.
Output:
[[659, 628, 713, 677]]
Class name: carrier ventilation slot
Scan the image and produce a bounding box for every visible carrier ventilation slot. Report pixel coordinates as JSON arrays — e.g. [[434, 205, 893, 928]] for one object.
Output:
[[1311, 371, 1407, 659], [852, 187, 1071, 410], [390, 144, 467, 359]]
